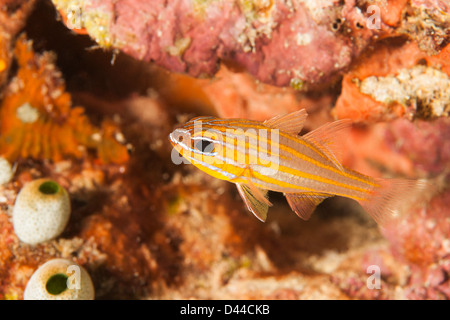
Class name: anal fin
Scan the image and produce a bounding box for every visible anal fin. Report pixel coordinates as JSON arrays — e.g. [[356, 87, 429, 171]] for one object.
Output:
[[284, 192, 331, 220]]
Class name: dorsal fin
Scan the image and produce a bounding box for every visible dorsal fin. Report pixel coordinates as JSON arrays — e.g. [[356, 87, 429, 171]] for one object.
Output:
[[263, 109, 308, 136], [302, 119, 352, 171], [284, 192, 331, 220]]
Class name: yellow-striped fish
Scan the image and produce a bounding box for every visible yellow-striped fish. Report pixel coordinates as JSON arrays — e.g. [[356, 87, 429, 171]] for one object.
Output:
[[169, 109, 423, 225]]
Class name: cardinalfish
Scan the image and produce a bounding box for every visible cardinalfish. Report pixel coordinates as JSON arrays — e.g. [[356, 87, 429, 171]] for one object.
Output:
[[169, 109, 424, 225]]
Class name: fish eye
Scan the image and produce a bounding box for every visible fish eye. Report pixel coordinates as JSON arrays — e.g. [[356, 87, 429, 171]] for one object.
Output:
[[194, 139, 215, 154]]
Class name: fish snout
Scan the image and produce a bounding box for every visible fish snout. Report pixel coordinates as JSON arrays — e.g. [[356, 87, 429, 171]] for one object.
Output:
[[168, 131, 177, 147], [169, 129, 191, 149]]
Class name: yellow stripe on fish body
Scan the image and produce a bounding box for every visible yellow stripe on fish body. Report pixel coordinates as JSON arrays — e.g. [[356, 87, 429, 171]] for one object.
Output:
[[197, 122, 377, 189], [169, 109, 424, 225], [188, 121, 375, 197]]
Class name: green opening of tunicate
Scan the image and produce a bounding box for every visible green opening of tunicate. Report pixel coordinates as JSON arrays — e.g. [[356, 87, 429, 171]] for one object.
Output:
[[46, 273, 69, 295], [39, 181, 60, 195]]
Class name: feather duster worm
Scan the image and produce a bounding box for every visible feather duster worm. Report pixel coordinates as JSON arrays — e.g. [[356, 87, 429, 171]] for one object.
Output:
[[0, 35, 129, 164]]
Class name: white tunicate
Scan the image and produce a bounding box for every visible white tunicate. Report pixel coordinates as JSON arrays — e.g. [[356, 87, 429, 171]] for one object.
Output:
[[24, 259, 95, 300], [12, 179, 71, 245], [0, 157, 13, 185]]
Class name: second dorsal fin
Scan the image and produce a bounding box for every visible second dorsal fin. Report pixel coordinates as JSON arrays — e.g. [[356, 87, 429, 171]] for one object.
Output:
[[302, 119, 352, 171], [263, 109, 308, 136]]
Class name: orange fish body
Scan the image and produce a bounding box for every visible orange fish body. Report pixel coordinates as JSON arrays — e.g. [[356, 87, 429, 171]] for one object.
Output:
[[169, 110, 424, 224]]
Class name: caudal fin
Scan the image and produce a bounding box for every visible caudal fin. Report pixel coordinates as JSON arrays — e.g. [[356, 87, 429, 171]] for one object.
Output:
[[357, 178, 430, 226]]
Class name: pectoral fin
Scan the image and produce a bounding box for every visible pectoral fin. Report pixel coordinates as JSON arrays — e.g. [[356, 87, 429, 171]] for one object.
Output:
[[236, 183, 272, 222], [284, 192, 331, 220]]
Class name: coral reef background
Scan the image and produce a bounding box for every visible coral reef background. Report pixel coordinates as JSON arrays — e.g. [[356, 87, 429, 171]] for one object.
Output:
[[0, 0, 449, 299]]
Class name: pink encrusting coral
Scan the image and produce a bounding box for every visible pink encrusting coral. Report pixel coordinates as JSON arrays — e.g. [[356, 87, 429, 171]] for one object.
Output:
[[337, 116, 450, 298], [53, 0, 405, 88], [382, 190, 450, 299], [53, 0, 450, 122], [339, 118, 450, 178]]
